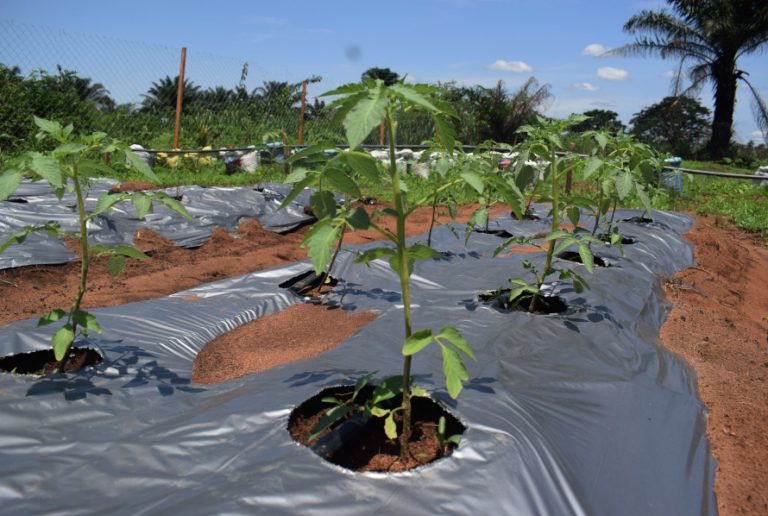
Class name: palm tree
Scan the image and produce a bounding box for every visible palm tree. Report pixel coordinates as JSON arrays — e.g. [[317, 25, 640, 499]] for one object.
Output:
[[141, 75, 201, 113], [361, 67, 400, 86], [612, 0, 768, 159], [54, 66, 115, 112]]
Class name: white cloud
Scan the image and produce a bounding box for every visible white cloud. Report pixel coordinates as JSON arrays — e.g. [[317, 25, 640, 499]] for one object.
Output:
[[661, 70, 681, 78], [751, 130, 766, 142], [597, 67, 628, 80], [572, 82, 599, 92], [582, 44, 611, 57], [487, 59, 533, 73]]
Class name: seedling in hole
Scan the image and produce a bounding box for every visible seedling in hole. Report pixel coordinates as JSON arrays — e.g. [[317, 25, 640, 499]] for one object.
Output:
[[436, 416, 461, 456], [0, 117, 190, 372]]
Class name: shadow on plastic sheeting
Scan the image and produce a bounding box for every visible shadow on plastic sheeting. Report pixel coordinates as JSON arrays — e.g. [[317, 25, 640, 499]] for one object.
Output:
[[283, 368, 371, 388], [431, 377, 498, 409], [26, 345, 206, 400]]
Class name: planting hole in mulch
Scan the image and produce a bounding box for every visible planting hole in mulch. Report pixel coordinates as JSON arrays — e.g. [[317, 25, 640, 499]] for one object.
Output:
[[279, 270, 338, 297], [620, 216, 653, 224], [474, 228, 515, 238], [557, 251, 611, 267], [288, 384, 466, 473], [510, 210, 540, 221], [479, 289, 568, 314], [599, 233, 637, 245], [0, 347, 102, 376]]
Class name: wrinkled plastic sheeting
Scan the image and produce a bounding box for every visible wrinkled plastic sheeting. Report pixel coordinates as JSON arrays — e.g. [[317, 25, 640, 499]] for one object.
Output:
[[0, 180, 314, 269], [0, 209, 716, 515]]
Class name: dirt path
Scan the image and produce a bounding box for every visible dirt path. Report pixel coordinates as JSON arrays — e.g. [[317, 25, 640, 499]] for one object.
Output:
[[659, 216, 768, 515]]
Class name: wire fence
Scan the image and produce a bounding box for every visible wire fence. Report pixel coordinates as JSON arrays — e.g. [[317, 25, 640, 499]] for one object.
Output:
[[0, 19, 343, 153]]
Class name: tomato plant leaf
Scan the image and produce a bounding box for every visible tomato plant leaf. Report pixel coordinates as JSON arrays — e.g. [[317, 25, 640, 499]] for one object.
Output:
[[371, 375, 403, 405], [154, 193, 191, 220], [302, 220, 339, 275], [107, 254, 126, 278], [30, 152, 63, 188], [339, 151, 380, 183], [407, 243, 440, 261], [124, 148, 160, 183], [384, 412, 398, 440], [615, 171, 633, 200], [309, 191, 338, 220], [72, 310, 102, 333], [582, 156, 603, 179], [52, 324, 75, 361], [0, 169, 22, 200], [113, 244, 148, 260], [345, 207, 370, 230], [356, 246, 395, 266], [323, 168, 360, 198], [460, 171, 484, 194], [437, 326, 475, 360], [370, 406, 390, 418], [131, 192, 152, 219], [403, 328, 433, 356], [309, 404, 352, 442], [577, 243, 595, 273], [440, 344, 469, 399], [344, 85, 389, 149], [38, 309, 67, 327]]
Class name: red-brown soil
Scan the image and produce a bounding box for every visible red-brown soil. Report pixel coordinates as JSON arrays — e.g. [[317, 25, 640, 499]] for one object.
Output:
[[192, 304, 378, 384], [660, 215, 768, 515], [0, 203, 765, 507]]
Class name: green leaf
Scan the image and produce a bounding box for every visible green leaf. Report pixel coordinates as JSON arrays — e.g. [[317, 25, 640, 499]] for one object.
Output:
[[440, 345, 469, 399], [113, 244, 149, 259], [92, 192, 125, 217], [344, 85, 389, 149], [53, 142, 87, 156], [72, 310, 102, 333], [107, 254, 126, 277], [371, 376, 403, 405], [38, 309, 67, 327], [33, 117, 62, 136], [0, 222, 61, 253], [355, 246, 395, 265], [323, 168, 360, 198], [0, 169, 22, 200], [566, 206, 581, 227], [280, 176, 315, 210], [434, 115, 457, 153], [543, 230, 570, 241], [125, 149, 160, 183], [370, 406, 390, 418], [353, 372, 374, 401], [411, 385, 429, 398], [309, 404, 352, 442], [302, 220, 340, 275], [403, 328, 434, 356], [615, 172, 633, 200], [29, 152, 63, 188], [636, 184, 652, 214], [131, 192, 152, 219], [437, 326, 475, 360], [460, 171, 484, 194], [340, 151, 380, 183], [321, 396, 341, 405], [52, 325, 75, 362], [389, 83, 439, 112], [309, 191, 338, 219], [384, 412, 398, 440], [407, 243, 440, 261], [594, 132, 609, 150], [284, 167, 309, 184], [286, 143, 336, 164], [582, 156, 603, 179], [321, 82, 365, 97], [345, 207, 370, 230], [577, 243, 595, 273], [470, 206, 489, 229], [155, 193, 191, 220]]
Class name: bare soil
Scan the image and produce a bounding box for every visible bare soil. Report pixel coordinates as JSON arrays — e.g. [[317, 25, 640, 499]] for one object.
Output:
[[0, 203, 765, 507]]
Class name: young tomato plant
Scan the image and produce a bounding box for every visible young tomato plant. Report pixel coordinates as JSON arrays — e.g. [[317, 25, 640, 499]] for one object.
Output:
[[315, 78, 475, 463], [280, 144, 380, 292], [497, 115, 599, 313], [0, 117, 190, 371]]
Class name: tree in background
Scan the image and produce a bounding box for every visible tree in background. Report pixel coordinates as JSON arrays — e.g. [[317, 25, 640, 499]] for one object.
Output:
[[612, 0, 768, 160], [630, 96, 711, 156], [141, 75, 201, 113], [361, 67, 400, 86], [571, 109, 625, 133], [52, 65, 115, 113]]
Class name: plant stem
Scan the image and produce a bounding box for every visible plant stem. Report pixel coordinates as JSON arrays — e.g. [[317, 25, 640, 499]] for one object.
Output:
[[427, 189, 439, 247], [606, 197, 618, 235], [591, 181, 604, 237], [530, 149, 560, 313], [61, 163, 90, 371], [387, 110, 414, 462], [317, 223, 346, 294]]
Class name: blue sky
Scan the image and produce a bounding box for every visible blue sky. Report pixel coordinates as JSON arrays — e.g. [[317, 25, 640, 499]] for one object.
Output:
[[2, 0, 766, 143]]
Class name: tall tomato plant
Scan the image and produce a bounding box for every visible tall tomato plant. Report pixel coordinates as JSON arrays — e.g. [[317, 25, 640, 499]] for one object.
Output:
[[0, 117, 190, 371], [325, 79, 475, 461]]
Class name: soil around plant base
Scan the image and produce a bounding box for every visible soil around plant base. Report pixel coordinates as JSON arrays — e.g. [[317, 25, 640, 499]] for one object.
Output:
[[0, 347, 102, 376], [288, 385, 465, 472]]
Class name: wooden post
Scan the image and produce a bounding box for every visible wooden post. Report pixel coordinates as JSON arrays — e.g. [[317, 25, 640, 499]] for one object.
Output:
[[172, 47, 187, 150], [298, 80, 307, 145], [379, 121, 385, 146]]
